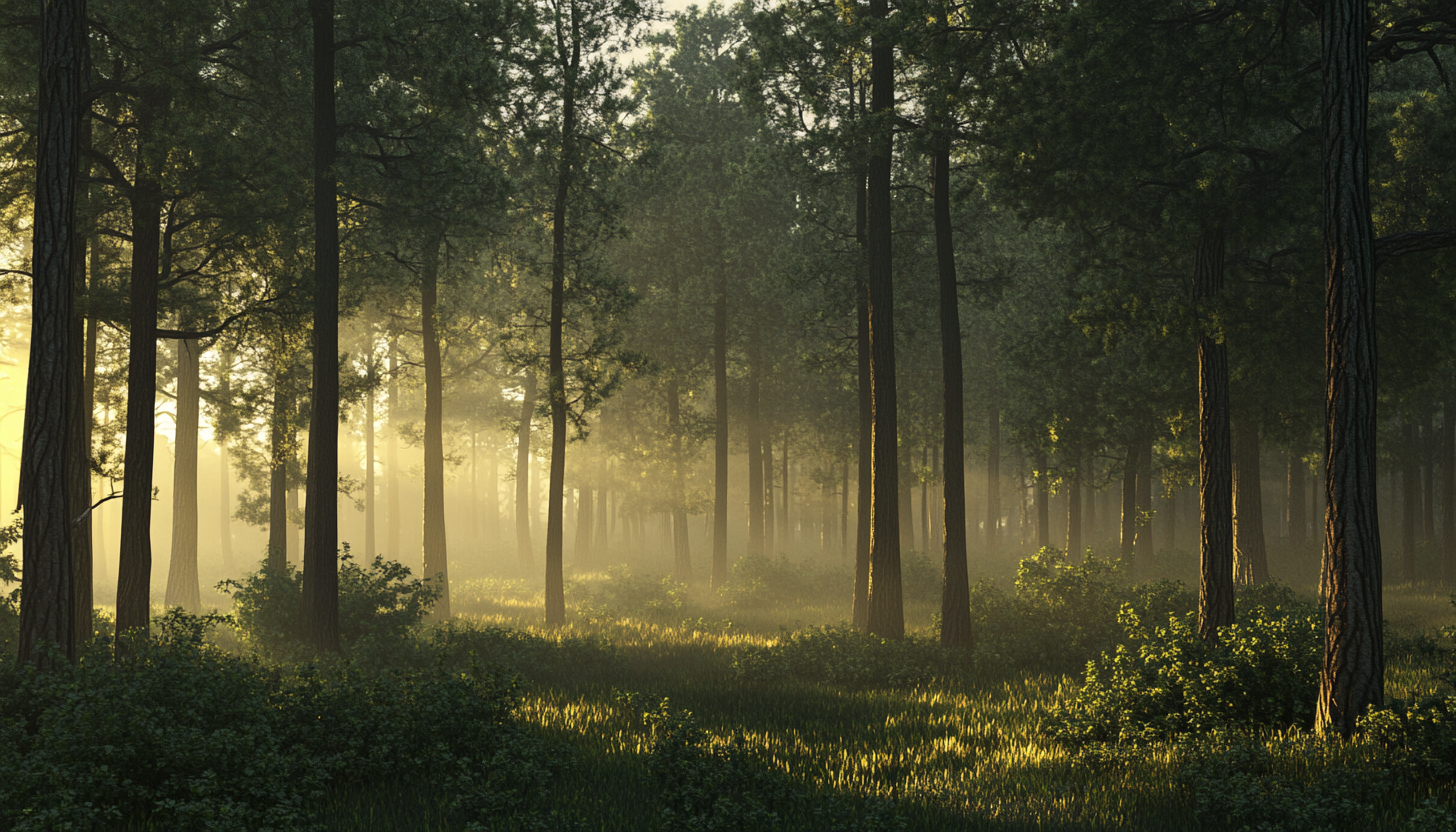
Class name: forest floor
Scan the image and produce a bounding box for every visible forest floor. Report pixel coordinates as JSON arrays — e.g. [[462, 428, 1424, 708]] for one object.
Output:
[[311, 567, 1456, 832]]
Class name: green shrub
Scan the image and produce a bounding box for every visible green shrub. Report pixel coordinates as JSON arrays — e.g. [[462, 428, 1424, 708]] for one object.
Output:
[[1364, 690, 1456, 780], [574, 565, 691, 623], [1053, 590, 1320, 745], [733, 625, 960, 688], [0, 610, 560, 832], [219, 548, 439, 661], [0, 522, 18, 653], [716, 555, 849, 609]]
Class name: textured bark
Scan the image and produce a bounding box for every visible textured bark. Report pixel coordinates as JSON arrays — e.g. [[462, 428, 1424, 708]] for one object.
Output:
[[1233, 420, 1269, 586], [421, 234, 449, 618], [20, 0, 85, 666], [853, 178, 871, 625], [69, 125, 92, 655], [711, 267, 729, 589], [268, 374, 289, 573], [115, 89, 166, 644], [301, 0, 341, 653], [516, 372, 536, 571], [1288, 451, 1307, 550], [1196, 227, 1235, 644], [1034, 450, 1050, 549], [864, 0, 903, 639], [1317, 0, 1384, 737], [545, 14, 579, 627], [1121, 443, 1140, 564], [164, 339, 201, 612], [933, 145, 971, 650]]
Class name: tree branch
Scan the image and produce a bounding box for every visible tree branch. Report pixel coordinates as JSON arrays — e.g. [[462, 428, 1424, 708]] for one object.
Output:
[[1374, 227, 1456, 269]]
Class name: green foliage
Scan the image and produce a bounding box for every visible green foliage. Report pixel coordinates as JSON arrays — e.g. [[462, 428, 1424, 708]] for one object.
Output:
[[969, 547, 1194, 674], [0, 518, 19, 651], [716, 555, 849, 609], [1176, 738, 1386, 832], [733, 626, 960, 689], [0, 610, 560, 832], [1364, 689, 1456, 780], [219, 549, 439, 662], [1053, 588, 1321, 745], [575, 566, 691, 624]]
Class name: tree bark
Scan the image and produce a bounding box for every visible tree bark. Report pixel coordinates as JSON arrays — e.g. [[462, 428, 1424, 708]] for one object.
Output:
[[1444, 392, 1455, 584], [114, 89, 166, 644], [711, 266, 729, 589], [387, 339, 401, 559], [763, 417, 775, 554], [164, 339, 201, 612], [1233, 419, 1269, 586], [301, 0, 341, 653], [69, 122, 93, 654], [781, 430, 791, 546], [545, 7, 579, 627], [747, 345, 764, 558], [668, 377, 689, 580], [1401, 416, 1418, 581], [516, 372, 536, 572], [1318, 0, 1384, 738], [1195, 227, 1235, 644], [20, 0, 85, 667], [932, 144, 971, 650], [421, 233, 449, 618], [1121, 442, 1140, 564], [865, 0, 903, 639], [364, 380, 375, 559], [268, 368, 290, 573], [852, 172, 871, 628]]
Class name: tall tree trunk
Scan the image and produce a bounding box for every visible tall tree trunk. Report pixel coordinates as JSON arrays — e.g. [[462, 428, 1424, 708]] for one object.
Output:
[[1424, 411, 1436, 544], [545, 15, 579, 627], [865, 0, 903, 639], [68, 121, 93, 654], [668, 372, 689, 580], [932, 144, 971, 650], [301, 0, 341, 653], [1444, 392, 1455, 584], [899, 450, 915, 553], [268, 370, 289, 573], [1195, 227, 1235, 644], [20, 0, 85, 666], [595, 481, 609, 561], [364, 382, 375, 558], [288, 486, 301, 564], [574, 486, 593, 567], [1034, 450, 1049, 550], [216, 352, 234, 574], [781, 430, 791, 546], [1318, 0, 1384, 737], [516, 372, 536, 572], [421, 233, 449, 618], [764, 418, 776, 554], [1288, 451, 1307, 550], [1067, 457, 1083, 561], [387, 340, 401, 559], [841, 459, 850, 562], [114, 89, 166, 644], [919, 445, 930, 552], [1402, 417, 1418, 582], [1121, 442, 1139, 564], [164, 339, 200, 612], [1233, 419, 1269, 586], [853, 169, 871, 628], [712, 267, 729, 588], [747, 346, 764, 558]]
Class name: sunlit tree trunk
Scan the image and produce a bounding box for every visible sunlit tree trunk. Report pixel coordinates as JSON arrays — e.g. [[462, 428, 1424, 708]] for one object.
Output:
[[932, 144, 970, 650], [712, 267, 729, 588], [1120, 442, 1139, 564], [516, 372, 536, 572], [268, 367, 290, 573], [387, 339, 401, 559], [1233, 419, 1268, 586], [853, 171, 871, 626], [747, 344, 764, 558], [20, 0, 85, 667], [864, 0, 903, 639], [421, 232, 449, 618], [164, 338, 201, 612]]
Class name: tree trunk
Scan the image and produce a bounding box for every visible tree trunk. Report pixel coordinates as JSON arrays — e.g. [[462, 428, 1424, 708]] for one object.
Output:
[[69, 124, 93, 654], [1067, 457, 1083, 561], [1288, 451, 1307, 550], [1402, 417, 1418, 582], [1121, 442, 1139, 564], [987, 398, 1000, 555], [1233, 419, 1269, 586], [932, 144, 971, 650], [545, 19, 579, 628], [516, 372, 536, 572], [164, 338, 201, 612], [1034, 450, 1049, 550], [1424, 411, 1436, 545], [763, 418, 775, 554], [364, 381, 375, 559], [668, 372, 689, 580], [1444, 392, 1455, 584], [288, 486, 301, 564], [20, 0, 85, 666], [301, 0, 341, 653], [711, 266, 729, 588], [1193, 227, 1235, 644], [217, 352, 234, 574], [114, 89, 166, 644], [781, 430, 791, 546], [595, 482, 609, 562], [387, 339, 401, 559], [864, 0, 903, 639], [853, 168, 871, 626], [747, 346, 764, 558], [1318, 0, 1385, 737], [268, 370, 290, 573], [841, 459, 850, 562], [1134, 435, 1154, 565], [421, 233, 449, 618], [574, 486, 593, 568]]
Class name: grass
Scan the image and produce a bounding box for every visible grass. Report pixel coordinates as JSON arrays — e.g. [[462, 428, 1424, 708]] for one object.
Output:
[[313, 568, 1450, 831]]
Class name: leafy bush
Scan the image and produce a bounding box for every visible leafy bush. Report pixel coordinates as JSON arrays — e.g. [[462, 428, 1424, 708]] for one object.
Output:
[[421, 620, 620, 682], [716, 555, 850, 609], [733, 626, 960, 688], [0, 519, 18, 652], [574, 565, 691, 623], [0, 610, 560, 832], [969, 547, 1194, 674], [1364, 689, 1456, 780], [219, 548, 439, 661], [1053, 588, 1320, 744], [1176, 737, 1387, 832]]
